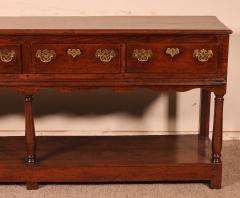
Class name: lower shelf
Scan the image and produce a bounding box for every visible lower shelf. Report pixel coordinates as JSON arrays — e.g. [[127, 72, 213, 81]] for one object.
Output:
[[0, 135, 220, 187]]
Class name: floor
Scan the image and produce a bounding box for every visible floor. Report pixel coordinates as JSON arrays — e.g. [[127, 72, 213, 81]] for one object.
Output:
[[0, 140, 239, 198]]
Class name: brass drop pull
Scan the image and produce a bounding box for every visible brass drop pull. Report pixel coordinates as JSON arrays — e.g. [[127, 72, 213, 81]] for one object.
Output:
[[36, 49, 56, 63], [67, 49, 81, 58], [0, 49, 16, 63], [193, 49, 213, 63], [95, 49, 116, 63], [132, 49, 153, 62], [166, 48, 180, 58]]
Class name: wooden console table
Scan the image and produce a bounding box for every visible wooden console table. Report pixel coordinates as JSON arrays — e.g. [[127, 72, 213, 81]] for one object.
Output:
[[0, 16, 232, 189]]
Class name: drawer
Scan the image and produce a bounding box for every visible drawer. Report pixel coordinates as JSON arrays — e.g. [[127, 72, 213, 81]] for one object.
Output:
[[30, 44, 121, 73], [0, 44, 22, 73], [126, 43, 219, 74]]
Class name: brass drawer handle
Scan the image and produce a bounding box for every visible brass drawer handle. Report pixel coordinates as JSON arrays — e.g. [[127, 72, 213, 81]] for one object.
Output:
[[133, 49, 152, 62], [0, 49, 16, 63], [36, 49, 56, 63], [166, 48, 180, 58], [193, 49, 213, 63], [95, 49, 116, 63], [67, 49, 81, 58]]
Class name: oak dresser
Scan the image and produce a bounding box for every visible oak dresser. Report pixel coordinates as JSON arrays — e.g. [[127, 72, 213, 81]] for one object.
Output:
[[0, 16, 232, 189]]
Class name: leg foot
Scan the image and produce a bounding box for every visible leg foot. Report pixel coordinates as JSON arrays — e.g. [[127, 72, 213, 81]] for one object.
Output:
[[26, 182, 39, 190], [210, 173, 222, 189]]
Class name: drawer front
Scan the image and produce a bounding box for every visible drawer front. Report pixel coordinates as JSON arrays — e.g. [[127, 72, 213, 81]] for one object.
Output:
[[30, 44, 121, 73], [126, 43, 219, 74], [0, 45, 21, 73]]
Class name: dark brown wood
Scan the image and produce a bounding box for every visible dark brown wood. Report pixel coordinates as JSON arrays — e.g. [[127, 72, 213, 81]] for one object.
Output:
[[0, 16, 232, 35], [0, 135, 214, 182], [26, 182, 38, 190], [25, 95, 36, 164], [210, 93, 225, 189], [0, 44, 22, 73], [126, 42, 218, 74], [199, 89, 211, 138], [0, 34, 228, 80], [0, 16, 231, 189], [210, 163, 222, 189], [31, 43, 121, 74], [212, 94, 224, 164]]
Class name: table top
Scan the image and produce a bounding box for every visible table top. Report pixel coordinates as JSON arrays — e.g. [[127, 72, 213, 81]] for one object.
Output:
[[0, 16, 232, 35]]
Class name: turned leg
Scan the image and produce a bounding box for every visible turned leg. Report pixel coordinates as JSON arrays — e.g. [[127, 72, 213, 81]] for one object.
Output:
[[25, 95, 36, 164], [199, 89, 211, 138], [25, 95, 38, 189], [211, 94, 224, 189]]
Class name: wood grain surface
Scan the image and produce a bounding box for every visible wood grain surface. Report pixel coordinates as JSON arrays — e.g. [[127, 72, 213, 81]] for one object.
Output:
[[0, 16, 232, 35]]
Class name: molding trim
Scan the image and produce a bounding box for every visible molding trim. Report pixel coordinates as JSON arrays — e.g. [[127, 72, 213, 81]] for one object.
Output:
[[0, 130, 239, 140]]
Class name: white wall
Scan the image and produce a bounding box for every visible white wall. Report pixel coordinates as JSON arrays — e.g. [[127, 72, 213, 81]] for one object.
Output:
[[0, 0, 239, 138]]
